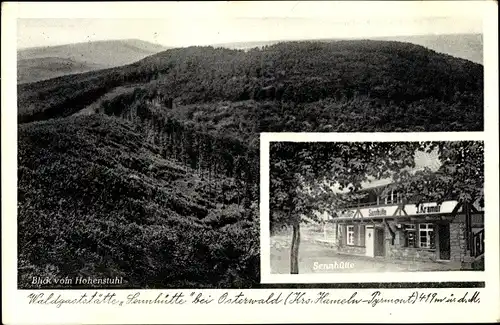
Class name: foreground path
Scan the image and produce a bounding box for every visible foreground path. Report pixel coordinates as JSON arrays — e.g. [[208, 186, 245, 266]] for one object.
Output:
[[270, 236, 462, 274]]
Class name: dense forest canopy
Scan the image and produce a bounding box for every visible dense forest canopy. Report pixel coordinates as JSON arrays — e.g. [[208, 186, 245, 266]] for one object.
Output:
[[18, 115, 259, 288], [19, 40, 483, 131]]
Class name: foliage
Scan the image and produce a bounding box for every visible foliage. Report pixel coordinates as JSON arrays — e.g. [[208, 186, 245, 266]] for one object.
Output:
[[393, 141, 484, 206], [19, 41, 483, 131], [270, 141, 484, 226], [269, 142, 419, 226], [18, 115, 259, 288]]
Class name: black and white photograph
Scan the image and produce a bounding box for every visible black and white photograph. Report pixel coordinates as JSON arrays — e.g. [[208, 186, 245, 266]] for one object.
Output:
[[2, 1, 499, 324], [267, 140, 484, 275], [14, 3, 486, 290]]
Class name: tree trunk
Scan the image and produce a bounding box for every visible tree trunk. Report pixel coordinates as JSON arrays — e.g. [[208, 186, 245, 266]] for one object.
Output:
[[290, 221, 300, 274]]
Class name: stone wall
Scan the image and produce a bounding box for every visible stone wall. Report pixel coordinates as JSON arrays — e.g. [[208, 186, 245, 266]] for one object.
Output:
[[387, 246, 437, 261], [384, 220, 466, 262], [385, 222, 438, 262], [450, 221, 466, 262], [338, 245, 366, 256]]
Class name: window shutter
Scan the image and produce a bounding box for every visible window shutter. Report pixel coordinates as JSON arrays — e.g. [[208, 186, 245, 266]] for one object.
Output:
[[355, 225, 361, 246], [359, 225, 366, 246]]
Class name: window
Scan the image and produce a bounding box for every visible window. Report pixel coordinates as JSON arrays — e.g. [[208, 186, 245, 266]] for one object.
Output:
[[419, 223, 435, 249], [346, 224, 365, 246], [385, 189, 403, 204], [403, 223, 435, 249], [347, 226, 355, 245]]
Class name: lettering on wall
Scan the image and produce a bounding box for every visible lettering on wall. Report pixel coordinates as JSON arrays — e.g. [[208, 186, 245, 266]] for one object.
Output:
[[416, 204, 442, 214], [368, 208, 387, 217]]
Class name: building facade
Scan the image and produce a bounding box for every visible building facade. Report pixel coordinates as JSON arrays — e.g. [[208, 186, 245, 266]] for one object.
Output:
[[320, 185, 484, 267]]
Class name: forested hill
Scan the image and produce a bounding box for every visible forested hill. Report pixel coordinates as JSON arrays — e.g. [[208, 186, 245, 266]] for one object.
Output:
[[19, 40, 483, 131]]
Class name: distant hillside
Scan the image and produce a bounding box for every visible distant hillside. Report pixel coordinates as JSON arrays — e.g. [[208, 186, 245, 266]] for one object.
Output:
[[17, 57, 105, 85], [372, 34, 483, 65], [213, 34, 483, 64], [17, 39, 169, 84]]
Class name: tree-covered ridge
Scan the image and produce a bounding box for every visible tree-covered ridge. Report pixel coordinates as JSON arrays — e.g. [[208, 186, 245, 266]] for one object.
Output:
[[141, 41, 482, 103], [19, 40, 483, 131]]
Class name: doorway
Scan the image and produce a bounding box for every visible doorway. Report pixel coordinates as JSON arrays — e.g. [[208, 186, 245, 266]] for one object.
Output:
[[374, 227, 385, 257], [365, 226, 374, 257], [438, 224, 451, 260]]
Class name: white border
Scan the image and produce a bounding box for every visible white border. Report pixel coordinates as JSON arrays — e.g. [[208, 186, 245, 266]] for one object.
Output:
[[260, 132, 493, 284], [3, 1, 499, 324]]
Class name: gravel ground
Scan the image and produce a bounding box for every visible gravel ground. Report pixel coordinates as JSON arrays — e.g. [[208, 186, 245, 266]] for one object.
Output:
[[270, 235, 463, 274]]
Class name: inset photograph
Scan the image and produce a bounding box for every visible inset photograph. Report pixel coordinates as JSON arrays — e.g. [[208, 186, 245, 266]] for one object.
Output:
[[264, 139, 484, 278]]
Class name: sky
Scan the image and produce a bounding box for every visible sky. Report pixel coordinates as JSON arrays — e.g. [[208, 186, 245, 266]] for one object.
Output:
[[14, 2, 484, 49]]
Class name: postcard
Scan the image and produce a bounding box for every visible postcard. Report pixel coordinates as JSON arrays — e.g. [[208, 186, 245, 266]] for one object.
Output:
[[2, 1, 498, 323]]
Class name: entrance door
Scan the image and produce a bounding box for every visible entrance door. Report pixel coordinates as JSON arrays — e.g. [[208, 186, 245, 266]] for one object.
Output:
[[438, 224, 451, 260], [374, 227, 385, 257], [365, 227, 374, 257]]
